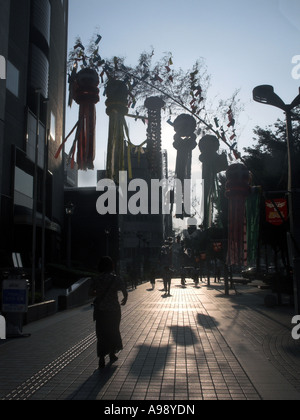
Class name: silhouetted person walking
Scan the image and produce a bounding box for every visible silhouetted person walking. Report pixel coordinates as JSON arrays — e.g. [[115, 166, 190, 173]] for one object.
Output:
[[89, 256, 128, 370], [150, 267, 156, 290], [163, 266, 172, 296]]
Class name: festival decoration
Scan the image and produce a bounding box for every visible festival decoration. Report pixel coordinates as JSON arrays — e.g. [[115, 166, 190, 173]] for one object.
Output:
[[199, 135, 228, 228], [172, 114, 197, 218], [225, 163, 251, 267], [145, 97, 165, 179], [265, 198, 288, 226], [55, 67, 99, 170], [105, 79, 130, 182], [246, 186, 261, 267], [60, 32, 244, 195], [173, 114, 197, 182]]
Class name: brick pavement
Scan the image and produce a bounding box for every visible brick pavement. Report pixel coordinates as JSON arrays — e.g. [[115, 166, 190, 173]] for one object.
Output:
[[0, 278, 300, 401]]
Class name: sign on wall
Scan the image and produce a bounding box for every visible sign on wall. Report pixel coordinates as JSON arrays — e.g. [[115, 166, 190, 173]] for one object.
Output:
[[265, 199, 288, 226], [2, 280, 28, 313]]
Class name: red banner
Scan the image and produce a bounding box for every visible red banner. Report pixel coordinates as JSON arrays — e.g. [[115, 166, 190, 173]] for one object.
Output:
[[265, 199, 288, 225]]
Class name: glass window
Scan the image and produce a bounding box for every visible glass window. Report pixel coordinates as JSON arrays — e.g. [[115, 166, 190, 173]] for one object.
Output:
[[26, 111, 45, 169], [14, 167, 33, 209], [6, 60, 19, 97]]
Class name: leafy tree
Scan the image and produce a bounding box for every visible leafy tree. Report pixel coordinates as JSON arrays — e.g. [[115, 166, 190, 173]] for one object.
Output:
[[243, 106, 300, 191], [240, 108, 300, 290]]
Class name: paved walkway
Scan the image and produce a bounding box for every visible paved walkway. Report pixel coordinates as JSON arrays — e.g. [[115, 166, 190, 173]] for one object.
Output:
[[0, 278, 300, 401]]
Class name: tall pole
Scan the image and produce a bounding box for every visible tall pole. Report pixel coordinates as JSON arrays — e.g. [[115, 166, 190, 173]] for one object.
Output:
[[31, 89, 41, 305], [41, 128, 49, 302], [286, 110, 300, 314], [67, 212, 72, 269]]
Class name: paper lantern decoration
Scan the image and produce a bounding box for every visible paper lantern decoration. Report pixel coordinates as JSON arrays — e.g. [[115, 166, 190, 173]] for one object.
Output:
[[56, 68, 100, 170], [173, 114, 197, 182], [225, 163, 251, 267]]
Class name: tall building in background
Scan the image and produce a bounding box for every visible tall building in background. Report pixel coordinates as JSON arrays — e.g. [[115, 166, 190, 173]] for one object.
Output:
[[0, 0, 69, 269]]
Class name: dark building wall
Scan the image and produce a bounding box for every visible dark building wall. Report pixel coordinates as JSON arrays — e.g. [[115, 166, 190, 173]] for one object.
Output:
[[0, 0, 10, 223], [47, 0, 68, 225], [64, 188, 119, 270], [0, 0, 68, 267], [3, 0, 31, 198]]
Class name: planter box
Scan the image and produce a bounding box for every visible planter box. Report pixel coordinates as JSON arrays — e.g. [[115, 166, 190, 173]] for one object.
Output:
[[24, 300, 56, 324]]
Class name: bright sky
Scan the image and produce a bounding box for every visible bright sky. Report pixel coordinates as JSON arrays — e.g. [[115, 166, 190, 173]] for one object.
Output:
[[66, 0, 300, 189]]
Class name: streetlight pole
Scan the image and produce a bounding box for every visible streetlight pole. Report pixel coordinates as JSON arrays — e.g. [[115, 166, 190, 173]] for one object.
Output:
[[65, 202, 75, 269], [253, 85, 300, 314], [31, 89, 41, 305]]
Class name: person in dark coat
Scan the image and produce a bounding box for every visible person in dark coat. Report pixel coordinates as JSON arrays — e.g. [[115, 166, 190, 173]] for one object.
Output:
[[162, 266, 172, 296], [89, 256, 128, 369]]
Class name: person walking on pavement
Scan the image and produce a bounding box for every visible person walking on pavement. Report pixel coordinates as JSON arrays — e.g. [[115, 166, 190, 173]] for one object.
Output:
[[150, 267, 156, 290], [89, 256, 128, 370], [162, 266, 172, 296]]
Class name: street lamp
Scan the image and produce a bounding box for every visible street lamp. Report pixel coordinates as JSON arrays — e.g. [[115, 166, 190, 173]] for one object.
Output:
[[65, 202, 75, 268], [253, 85, 300, 314]]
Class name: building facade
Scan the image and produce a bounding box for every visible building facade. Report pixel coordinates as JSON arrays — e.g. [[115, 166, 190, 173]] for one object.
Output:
[[0, 0, 69, 273]]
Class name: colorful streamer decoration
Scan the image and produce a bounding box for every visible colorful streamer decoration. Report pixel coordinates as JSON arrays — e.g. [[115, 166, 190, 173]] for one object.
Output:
[[199, 135, 228, 228], [225, 163, 251, 267], [145, 96, 165, 179], [105, 79, 130, 182], [56, 68, 100, 170]]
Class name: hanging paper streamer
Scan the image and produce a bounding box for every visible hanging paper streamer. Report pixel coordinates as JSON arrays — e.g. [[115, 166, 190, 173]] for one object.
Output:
[[105, 79, 130, 182], [172, 114, 197, 218], [173, 114, 197, 183], [246, 187, 262, 267], [199, 135, 228, 228], [56, 68, 99, 170], [225, 163, 251, 267], [144, 96, 165, 179]]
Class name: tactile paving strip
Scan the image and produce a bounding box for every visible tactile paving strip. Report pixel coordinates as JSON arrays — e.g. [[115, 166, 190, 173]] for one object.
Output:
[[1, 332, 96, 400]]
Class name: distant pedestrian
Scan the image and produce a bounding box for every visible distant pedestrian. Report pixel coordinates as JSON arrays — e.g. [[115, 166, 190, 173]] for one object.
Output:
[[162, 266, 172, 296], [89, 256, 128, 370], [150, 267, 156, 290], [130, 267, 138, 289], [180, 266, 186, 286]]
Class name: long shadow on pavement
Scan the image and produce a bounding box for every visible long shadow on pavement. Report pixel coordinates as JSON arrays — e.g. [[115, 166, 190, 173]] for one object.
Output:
[[67, 366, 117, 400]]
